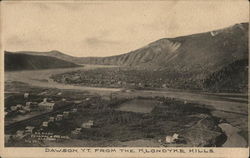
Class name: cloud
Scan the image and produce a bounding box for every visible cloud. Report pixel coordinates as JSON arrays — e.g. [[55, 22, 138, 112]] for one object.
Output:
[[2, 1, 248, 57]]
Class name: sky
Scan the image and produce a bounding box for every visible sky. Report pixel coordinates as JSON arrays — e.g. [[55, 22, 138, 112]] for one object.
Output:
[[1, 1, 249, 57]]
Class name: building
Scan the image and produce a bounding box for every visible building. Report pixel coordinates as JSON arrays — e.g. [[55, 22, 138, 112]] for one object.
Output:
[[63, 111, 69, 118], [25, 126, 35, 134], [38, 100, 55, 111], [54, 135, 61, 139], [23, 106, 31, 112], [71, 128, 82, 135], [56, 114, 63, 121], [5, 134, 11, 143], [10, 106, 17, 111], [24, 93, 29, 99], [16, 104, 22, 108], [16, 130, 25, 139], [26, 102, 32, 106], [62, 98, 66, 101], [81, 120, 94, 129], [165, 133, 179, 143], [42, 121, 48, 127], [18, 110, 27, 114], [162, 84, 167, 88], [49, 117, 55, 122], [71, 108, 77, 113]]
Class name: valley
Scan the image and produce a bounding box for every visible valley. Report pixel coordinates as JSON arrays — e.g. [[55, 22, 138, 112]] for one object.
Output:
[[4, 22, 249, 147], [4, 65, 248, 147]]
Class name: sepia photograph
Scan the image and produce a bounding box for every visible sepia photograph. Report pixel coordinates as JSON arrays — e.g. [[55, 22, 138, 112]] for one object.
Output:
[[1, 0, 249, 154]]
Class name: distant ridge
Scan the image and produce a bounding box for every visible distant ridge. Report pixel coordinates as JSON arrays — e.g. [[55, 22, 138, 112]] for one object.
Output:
[[78, 23, 249, 72], [4, 51, 81, 71], [10, 23, 248, 73]]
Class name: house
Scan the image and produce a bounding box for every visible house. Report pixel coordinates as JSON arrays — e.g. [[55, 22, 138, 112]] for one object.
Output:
[[75, 128, 82, 133], [18, 110, 27, 114], [81, 120, 94, 129], [23, 106, 31, 112], [46, 137, 56, 141], [165, 133, 179, 143], [62, 98, 66, 101], [61, 135, 70, 139], [162, 84, 167, 88], [42, 121, 48, 127], [25, 126, 35, 134], [5, 134, 11, 143], [26, 102, 32, 106], [29, 102, 38, 107], [24, 93, 29, 99], [10, 106, 17, 111], [49, 117, 55, 122], [56, 114, 63, 121], [16, 104, 22, 109], [38, 100, 55, 111], [71, 128, 82, 135], [74, 100, 82, 104], [16, 130, 25, 139], [63, 111, 69, 118], [54, 135, 61, 139], [71, 108, 77, 113]]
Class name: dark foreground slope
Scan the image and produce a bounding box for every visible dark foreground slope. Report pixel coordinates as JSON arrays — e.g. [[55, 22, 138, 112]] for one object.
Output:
[[4, 52, 81, 71]]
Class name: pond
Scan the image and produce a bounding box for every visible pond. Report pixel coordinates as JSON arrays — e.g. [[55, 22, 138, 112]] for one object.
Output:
[[116, 99, 158, 113]]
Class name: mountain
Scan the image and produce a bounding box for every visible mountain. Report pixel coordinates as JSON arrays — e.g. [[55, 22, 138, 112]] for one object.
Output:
[[10, 23, 248, 73], [8, 50, 81, 64], [5, 23, 248, 92], [4, 52, 81, 71], [80, 23, 248, 72]]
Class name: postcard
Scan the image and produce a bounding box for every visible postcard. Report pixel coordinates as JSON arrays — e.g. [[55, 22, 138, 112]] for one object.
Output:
[[0, 0, 249, 157]]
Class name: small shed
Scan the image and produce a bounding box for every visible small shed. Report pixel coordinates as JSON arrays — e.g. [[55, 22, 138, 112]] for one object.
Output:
[[63, 111, 69, 118], [71, 108, 77, 113], [81, 120, 94, 129], [42, 121, 48, 127], [10, 106, 17, 111], [49, 117, 55, 122], [24, 93, 29, 99], [16, 130, 25, 139], [56, 114, 63, 121], [25, 126, 35, 133]]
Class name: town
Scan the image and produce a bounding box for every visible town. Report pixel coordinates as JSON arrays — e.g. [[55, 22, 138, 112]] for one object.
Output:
[[51, 67, 204, 91], [4, 82, 226, 147]]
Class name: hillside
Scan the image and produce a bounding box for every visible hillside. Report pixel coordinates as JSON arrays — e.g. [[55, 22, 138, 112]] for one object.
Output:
[[4, 52, 81, 71], [203, 59, 248, 93], [10, 23, 248, 73], [9, 50, 81, 64], [79, 23, 248, 72]]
